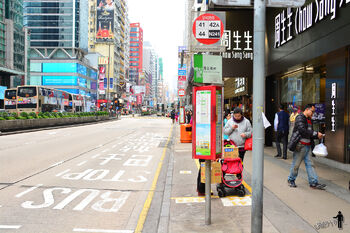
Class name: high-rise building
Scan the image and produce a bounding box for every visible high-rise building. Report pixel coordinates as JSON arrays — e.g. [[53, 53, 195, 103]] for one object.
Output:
[[24, 0, 97, 100], [88, 0, 129, 107], [143, 41, 158, 107], [129, 23, 143, 85], [0, 0, 27, 107]]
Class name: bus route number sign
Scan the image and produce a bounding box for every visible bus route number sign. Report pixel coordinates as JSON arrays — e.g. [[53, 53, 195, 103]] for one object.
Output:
[[193, 13, 224, 45]]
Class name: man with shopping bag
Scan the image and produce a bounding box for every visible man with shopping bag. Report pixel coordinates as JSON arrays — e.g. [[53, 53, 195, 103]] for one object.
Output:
[[287, 104, 326, 190]]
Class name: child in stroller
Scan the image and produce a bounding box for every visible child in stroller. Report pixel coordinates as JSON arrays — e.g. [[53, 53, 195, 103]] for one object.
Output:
[[217, 140, 246, 197]]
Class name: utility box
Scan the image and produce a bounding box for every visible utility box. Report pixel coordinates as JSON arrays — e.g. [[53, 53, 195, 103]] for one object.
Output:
[[192, 85, 223, 160]]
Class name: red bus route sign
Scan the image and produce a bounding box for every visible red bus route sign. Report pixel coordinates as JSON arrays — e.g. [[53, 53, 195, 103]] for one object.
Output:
[[192, 13, 224, 45], [178, 89, 185, 97]]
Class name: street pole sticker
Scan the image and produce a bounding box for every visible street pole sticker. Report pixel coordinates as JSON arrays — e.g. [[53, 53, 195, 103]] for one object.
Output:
[[193, 13, 224, 45]]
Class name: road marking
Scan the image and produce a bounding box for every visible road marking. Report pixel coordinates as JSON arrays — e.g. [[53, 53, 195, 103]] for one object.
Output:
[[242, 180, 252, 194], [180, 170, 192, 174], [16, 184, 43, 198], [134, 125, 173, 233], [77, 161, 87, 166], [102, 149, 109, 153], [50, 161, 64, 167], [0, 225, 21, 229], [221, 196, 252, 206], [91, 154, 101, 159], [175, 150, 192, 152], [97, 144, 103, 148], [112, 145, 117, 148], [73, 229, 133, 233], [56, 169, 70, 177], [48, 132, 57, 135], [0, 205, 2, 207]]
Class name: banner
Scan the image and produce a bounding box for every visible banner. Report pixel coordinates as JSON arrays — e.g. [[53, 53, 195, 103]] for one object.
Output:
[[96, 0, 114, 42]]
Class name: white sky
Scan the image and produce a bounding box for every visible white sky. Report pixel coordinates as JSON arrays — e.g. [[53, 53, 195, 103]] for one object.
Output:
[[127, 0, 186, 92]]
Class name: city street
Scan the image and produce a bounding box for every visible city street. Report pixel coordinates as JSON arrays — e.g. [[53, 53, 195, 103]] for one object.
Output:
[[0, 117, 173, 233]]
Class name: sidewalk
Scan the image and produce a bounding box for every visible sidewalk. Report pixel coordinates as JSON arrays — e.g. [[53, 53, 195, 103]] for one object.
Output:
[[167, 125, 350, 233]]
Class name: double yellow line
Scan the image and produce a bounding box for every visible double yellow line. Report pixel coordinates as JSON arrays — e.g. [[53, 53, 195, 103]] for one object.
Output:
[[134, 125, 174, 233]]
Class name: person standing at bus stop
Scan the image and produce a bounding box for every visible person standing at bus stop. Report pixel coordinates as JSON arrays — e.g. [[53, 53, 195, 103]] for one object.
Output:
[[224, 107, 252, 162]]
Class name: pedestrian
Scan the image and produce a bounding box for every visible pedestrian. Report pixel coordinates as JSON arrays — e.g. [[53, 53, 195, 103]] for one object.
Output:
[[287, 104, 326, 189], [186, 111, 191, 124], [170, 109, 175, 124], [224, 107, 252, 162], [175, 111, 179, 123], [223, 112, 231, 141], [274, 104, 290, 159]]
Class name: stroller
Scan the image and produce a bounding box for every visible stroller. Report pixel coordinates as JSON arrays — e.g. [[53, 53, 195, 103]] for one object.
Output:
[[217, 140, 246, 197]]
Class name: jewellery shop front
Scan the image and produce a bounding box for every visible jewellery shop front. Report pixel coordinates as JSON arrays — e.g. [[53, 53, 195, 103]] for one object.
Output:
[[265, 0, 350, 163]]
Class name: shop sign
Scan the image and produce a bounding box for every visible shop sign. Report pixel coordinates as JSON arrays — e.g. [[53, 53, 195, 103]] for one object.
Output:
[[178, 76, 186, 81], [221, 29, 253, 60], [194, 54, 222, 84], [274, 0, 350, 48], [234, 77, 246, 95], [331, 82, 337, 132]]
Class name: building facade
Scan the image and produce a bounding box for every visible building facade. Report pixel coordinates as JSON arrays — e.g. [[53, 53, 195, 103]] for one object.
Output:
[[265, 2, 350, 164], [23, 0, 97, 100], [0, 0, 26, 108], [129, 23, 143, 85]]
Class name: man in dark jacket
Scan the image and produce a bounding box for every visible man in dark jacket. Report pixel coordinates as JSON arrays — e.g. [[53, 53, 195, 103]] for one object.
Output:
[[287, 104, 325, 189], [275, 104, 290, 159]]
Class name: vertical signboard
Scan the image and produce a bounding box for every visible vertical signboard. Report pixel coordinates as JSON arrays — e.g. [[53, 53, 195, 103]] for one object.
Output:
[[96, 0, 114, 42], [194, 54, 222, 84]]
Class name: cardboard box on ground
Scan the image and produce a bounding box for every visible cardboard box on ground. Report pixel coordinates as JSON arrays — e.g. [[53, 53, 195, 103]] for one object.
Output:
[[200, 161, 221, 184], [223, 145, 239, 159]]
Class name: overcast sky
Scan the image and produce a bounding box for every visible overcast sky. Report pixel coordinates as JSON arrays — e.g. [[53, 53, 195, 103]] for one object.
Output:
[[128, 0, 186, 92]]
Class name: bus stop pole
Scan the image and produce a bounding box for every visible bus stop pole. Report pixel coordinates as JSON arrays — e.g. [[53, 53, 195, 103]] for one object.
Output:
[[205, 160, 211, 225], [251, 0, 266, 233]]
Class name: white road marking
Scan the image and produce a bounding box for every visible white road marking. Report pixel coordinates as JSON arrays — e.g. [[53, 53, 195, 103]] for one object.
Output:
[[180, 171, 192, 174], [77, 161, 87, 166], [73, 229, 133, 233], [56, 169, 70, 177], [0, 205, 2, 207], [112, 145, 117, 148], [97, 144, 103, 148], [99, 154, 124, 165], [91, 154, 101, 159], [102, 149, 109, 153], [47, 132, 57, 135], [16, 184, 43, 198], [50, 161, 64, 167], [0, 225, 22, 229], [221, 196, 252, 206]]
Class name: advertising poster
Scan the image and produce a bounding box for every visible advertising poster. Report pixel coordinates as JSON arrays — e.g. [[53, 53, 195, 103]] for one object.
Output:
[[196, 90, 211, 156], [180, 107, 185, 124], [96, 0, 114, 42]]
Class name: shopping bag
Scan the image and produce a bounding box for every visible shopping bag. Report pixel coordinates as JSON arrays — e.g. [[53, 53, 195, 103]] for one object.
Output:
[[312, 143, 328, 157], [244, 137, 253, 151]]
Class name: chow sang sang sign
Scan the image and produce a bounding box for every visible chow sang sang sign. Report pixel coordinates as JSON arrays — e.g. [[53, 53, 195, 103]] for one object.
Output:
[[274, 0, 350, 48]]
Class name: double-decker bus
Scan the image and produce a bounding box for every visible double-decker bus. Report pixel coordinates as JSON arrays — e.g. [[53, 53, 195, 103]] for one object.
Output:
[[4, 88, 17, 113], [17, 86, 69, 114]]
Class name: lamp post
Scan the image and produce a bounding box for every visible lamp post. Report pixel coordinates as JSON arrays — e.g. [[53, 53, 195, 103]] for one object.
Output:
[[106, 42, 111, 112]]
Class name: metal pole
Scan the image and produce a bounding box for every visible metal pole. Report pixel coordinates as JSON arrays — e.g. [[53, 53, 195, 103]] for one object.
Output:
[[107, 43, 111, 112], [251, 0, 266, 233], [205, 160, 211, 225]]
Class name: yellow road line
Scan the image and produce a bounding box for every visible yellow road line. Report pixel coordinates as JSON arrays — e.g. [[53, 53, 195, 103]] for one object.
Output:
[[134, 125, 174, 233]]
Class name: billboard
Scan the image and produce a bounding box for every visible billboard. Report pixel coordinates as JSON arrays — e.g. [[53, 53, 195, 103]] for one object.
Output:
[[96, 0, 114, 42]]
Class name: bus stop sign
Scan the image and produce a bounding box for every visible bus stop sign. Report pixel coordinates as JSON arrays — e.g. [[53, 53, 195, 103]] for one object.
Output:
[[192, 13, 224, 45]]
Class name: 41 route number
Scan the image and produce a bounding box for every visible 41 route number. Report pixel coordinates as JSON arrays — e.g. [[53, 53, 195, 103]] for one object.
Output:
[[193, 13, 224, 45]]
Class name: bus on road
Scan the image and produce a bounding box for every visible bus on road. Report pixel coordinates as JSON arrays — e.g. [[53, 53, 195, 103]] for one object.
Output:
[[4, 88, 17, 113], [17, 86, 69, 114]]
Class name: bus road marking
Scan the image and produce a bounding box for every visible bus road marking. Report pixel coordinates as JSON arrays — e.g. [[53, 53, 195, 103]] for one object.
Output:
[[73, 228, 133, 233], [91, 154, 101, 159], [16, 184, 43, 198], [180, 171, 192, 174], [50, 161, 64, 167], [0, 225, 22, 229], [77, 161, 87, 166], [56, 169, 70, 177]]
